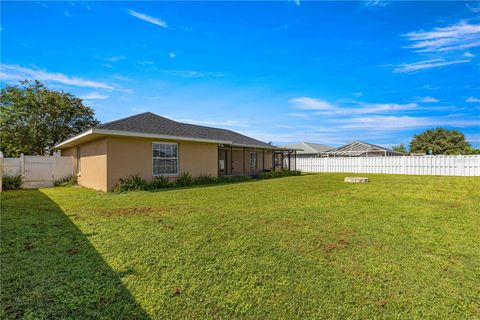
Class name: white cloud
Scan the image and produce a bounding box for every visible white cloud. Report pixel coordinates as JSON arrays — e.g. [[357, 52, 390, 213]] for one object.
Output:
[[93, 55, 126, 62], [138, 60, 155, 66], [290, 96, 418, 115], [466, 3, 480, 13], [357, 1, 390, 13], [289, 97, 336, 110], [79, 92, 109, 100], [352, 92, 363, 98], [131, 107, 146, 113], [127, 9, 167, 28], [393, 21, 479, 73], [169, 52, 176, 59], [420, 96, 439, 103], [0, 64, 115, 90], [466, 96, 480, 103], [393, 58, 470, 73], [112, 75, 131, 81], [287, 112, 310, 119], [337, 115, 479, 130], [160, 70, 223, 78], [363, 1, 390, 8], [402, 21, 480, 53]]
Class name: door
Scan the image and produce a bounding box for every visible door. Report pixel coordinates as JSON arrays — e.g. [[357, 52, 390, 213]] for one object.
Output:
[[218, 149, 227, 175]]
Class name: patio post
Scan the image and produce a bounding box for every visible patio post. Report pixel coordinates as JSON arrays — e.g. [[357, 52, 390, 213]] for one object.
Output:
[[243, 147, 246, 175], [262, 149, 265, 171], [230, 145, 233, 175], [272, 152, 275, 172], [288, 151, 291, 171], [294, 150, 297, 171]]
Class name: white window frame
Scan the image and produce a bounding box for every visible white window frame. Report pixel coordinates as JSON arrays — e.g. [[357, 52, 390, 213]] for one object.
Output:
[[152, 142, 179, 176]]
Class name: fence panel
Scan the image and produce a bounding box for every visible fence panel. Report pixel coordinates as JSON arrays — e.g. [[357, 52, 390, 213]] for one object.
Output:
[[290, 155, 480, 176], [1, 155, 74, 189]]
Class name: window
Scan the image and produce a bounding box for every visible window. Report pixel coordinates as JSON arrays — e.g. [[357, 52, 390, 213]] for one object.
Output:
[[153, 142, 178, 175], [250, 151, 257, 169]]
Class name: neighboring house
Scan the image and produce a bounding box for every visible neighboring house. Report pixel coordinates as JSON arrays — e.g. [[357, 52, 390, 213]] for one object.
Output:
[[280, 142, 333, 158], [326, 141, 404, 157], [54, 112, 296, 191]]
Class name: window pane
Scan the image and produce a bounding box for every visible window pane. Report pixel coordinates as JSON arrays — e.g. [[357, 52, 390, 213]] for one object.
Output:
[[165, 145, 173, 158], [153, 143, 178, 175], [159, 144, 166, 157], [153, 159, 160, 175]]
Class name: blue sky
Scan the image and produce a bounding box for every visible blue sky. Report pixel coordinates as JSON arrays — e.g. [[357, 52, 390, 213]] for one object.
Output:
[[1, 1, 479, 148]]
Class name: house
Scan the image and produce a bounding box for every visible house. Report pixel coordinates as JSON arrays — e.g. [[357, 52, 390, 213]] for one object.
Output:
[[325, 141, 403, 157], [54, 112, 296, 191], [280, 142, 332, 158]]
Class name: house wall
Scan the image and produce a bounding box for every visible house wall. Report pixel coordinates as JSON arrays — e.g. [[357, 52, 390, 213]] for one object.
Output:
[[231, 148, 273, 175], [105, 136, 218, 191], [61, 136, 275, 191], [76, 138, 108, 191]]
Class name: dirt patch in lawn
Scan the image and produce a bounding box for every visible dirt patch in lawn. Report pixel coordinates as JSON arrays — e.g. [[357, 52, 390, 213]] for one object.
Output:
[[325, 239, 350, 252], [98, 207, 159, 217]]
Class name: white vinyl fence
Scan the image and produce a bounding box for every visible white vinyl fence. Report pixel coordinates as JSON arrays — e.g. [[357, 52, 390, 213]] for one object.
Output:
[[291, 155, 480, 176], [1, 153, 74, 189]]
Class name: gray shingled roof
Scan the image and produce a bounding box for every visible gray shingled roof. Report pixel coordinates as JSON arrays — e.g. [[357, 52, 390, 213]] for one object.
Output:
[[280, 142, 332, 154], [96, 112, 275, 148], [326, 141, 403, 156]]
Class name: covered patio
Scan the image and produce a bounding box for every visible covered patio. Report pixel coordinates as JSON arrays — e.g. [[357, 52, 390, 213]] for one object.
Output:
[[218, 145, 298, 176]]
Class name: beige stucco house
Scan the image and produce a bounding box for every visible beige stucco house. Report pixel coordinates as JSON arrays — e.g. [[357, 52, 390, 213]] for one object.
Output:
[[54, 112, 296, 191]]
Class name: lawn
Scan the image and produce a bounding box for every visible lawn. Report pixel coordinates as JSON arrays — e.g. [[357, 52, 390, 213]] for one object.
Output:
[[1, 173, 479, 319]]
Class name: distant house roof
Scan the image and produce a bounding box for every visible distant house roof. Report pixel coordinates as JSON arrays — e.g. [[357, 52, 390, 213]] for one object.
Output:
[[280, 142, 333, 155], [326, 141, 403, 156], [55, 112, 278, 150]]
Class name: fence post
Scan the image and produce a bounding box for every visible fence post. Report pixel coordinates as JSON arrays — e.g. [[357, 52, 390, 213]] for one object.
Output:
[[20, 153, 25, 178]]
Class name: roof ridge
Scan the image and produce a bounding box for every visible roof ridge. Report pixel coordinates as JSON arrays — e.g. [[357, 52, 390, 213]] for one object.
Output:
[[96, 112, 170, 128]]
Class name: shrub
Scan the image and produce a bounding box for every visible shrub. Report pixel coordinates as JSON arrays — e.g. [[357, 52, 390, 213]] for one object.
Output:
[[53, 175, 77, 187], [258, 169, 301, 180], [150, 176, 173, 189], [176, 172, 193, 187], [193, 174, 217, 185], [217, 175, 252, 184], [114, 174, 150, 192], [2, 175, 22, 190]]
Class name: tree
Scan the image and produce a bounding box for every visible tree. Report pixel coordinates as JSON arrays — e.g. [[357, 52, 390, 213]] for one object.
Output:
[[409, 128, 471, 155], [392, 143, 407, 154], [0, 80, 100, 157]]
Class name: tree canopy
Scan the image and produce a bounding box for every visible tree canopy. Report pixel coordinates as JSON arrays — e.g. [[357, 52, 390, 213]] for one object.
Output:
[[392, 143, 407, 154], [0, 80, 100, 157], [409, 128, 471, 155]]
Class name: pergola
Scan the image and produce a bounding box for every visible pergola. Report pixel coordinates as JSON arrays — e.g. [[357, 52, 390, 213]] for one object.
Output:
[[325, 141, 403, 157]]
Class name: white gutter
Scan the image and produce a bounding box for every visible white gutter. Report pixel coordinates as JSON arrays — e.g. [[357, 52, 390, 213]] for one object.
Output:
[[53, 128, 232, 149], [53, 128, 94, 149]]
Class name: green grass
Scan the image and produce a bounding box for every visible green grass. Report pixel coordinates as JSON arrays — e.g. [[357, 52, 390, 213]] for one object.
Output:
[[1, 173, 479, 319]]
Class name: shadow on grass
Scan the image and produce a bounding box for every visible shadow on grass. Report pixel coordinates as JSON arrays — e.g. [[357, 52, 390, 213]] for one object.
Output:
[[0, 189, 150, 319]]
